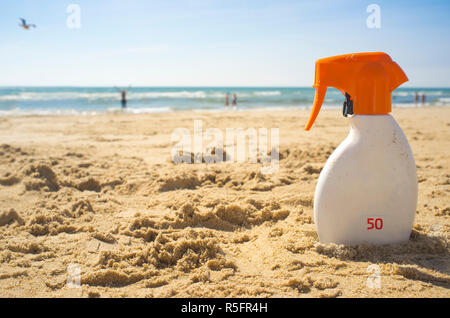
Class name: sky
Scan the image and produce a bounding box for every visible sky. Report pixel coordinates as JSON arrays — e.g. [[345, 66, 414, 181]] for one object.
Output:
[[0, 0, 449, 87]]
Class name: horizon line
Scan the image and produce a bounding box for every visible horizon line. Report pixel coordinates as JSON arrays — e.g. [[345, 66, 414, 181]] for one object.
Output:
[[0, 85, 448, 89]]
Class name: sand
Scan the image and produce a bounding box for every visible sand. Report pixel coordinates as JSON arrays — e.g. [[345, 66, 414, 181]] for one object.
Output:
[[0, 107, 448, 298]]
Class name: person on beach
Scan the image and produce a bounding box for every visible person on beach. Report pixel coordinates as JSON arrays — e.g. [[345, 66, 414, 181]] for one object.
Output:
[[414, 92, 419, 105], [232, 93, 237, 107], [225, 92, 230, 107], [115, 86, 131, 109], [421, 93, 426, 105]]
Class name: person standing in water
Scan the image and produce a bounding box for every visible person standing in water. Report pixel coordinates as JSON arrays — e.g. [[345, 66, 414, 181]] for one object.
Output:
[[225, 92, 230, 107], [421, 93, 426, 105], [115, 86, 131, 109], [232, 93, 237, 107], [414, 91, 419, 105]]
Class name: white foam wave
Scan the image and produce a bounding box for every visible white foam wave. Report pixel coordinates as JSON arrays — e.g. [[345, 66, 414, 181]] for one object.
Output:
[[130, 91, 207, 99], [0, 108, 99, 116], [122, 107, 173, 114], [0, 91, 209, 101], [0, 92, 119, 101], [253, 91, 281, 96], [393, 92, 410, 97], [393, 91, 444, 97], [0, 106, 173, 117]]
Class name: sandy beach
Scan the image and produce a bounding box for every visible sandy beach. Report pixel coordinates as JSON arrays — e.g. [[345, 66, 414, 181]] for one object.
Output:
[[0, 107, 448, 298]]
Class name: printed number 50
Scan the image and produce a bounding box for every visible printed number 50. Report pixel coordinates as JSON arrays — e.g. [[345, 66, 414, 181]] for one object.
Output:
[[367, 218, 383, 230]]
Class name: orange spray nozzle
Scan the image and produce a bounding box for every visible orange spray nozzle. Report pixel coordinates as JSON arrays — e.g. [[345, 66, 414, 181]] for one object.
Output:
[[305, 52, 408, 130], [305, 85, 327, 131]]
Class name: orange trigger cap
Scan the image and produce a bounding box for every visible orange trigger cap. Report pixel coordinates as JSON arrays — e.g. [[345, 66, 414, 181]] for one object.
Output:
[[305, 52, 408, 130]]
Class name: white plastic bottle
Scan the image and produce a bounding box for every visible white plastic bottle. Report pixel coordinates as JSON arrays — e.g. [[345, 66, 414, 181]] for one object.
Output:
[[305, 52, 418, 245]]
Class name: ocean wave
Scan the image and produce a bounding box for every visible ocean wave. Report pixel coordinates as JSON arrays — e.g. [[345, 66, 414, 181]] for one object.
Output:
[[0, 106, 174, 116], [0, 88, 448, 114], [130, 91, 207, 99], [392, 92, 410, 97], [0, 90, 287, 102], [0, 91, 212, 101], [393, 91, 444, 97], [0, 108, 99, 116], [253, 91, 281, 96], [0, 92, 118, 101], [120, 107, 173, 114]]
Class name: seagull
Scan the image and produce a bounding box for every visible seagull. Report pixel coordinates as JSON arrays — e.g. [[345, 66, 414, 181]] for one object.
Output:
[[18, 18, 36, 30]]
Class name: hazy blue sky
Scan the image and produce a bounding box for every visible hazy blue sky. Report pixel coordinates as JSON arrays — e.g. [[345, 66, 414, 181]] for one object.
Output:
[[0, 0, 449, 87]]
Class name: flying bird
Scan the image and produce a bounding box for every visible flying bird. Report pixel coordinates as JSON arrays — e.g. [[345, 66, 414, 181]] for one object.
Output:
[[18, 18, 36, 30]]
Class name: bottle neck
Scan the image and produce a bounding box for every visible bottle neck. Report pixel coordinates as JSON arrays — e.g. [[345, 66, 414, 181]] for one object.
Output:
[[348, 114, 395, 136]]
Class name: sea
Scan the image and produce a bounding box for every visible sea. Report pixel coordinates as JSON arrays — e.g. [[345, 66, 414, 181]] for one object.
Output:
[[0, 87, 448, 116]]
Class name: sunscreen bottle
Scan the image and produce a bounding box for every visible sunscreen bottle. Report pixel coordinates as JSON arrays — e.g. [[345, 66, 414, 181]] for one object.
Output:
[[305, 52, 417, 245]]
